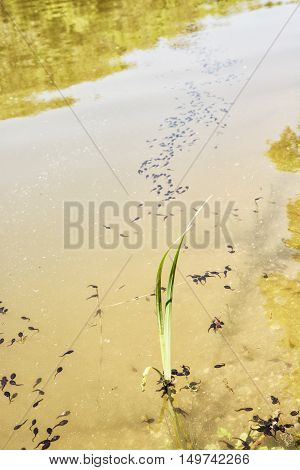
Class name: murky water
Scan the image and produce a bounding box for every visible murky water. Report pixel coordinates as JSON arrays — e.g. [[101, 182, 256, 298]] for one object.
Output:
[[0, 0, 299, 450]]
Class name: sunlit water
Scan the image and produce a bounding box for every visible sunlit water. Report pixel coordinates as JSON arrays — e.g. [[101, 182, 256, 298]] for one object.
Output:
[[0, 0, 299, 450]]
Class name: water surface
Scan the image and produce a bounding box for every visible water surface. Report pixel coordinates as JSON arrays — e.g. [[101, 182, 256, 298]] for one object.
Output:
[[0, 0, 299, 450]]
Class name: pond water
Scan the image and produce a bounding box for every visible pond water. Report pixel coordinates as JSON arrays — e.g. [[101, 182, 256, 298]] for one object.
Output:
[[0, 0, 299, 450]]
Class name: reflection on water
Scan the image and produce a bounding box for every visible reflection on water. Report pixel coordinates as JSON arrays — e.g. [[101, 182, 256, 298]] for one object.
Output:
[[0, 0, 289, 120], [266, 124, 300, 172], [286, 197, 300, 256], [261, 123, 300, 403]]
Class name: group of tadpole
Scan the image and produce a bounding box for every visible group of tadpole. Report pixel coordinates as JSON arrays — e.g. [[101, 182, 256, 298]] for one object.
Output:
[[187, 264, 233, 288], [1, 372, 22, 403], [0, 297, 75, 449], [221, 396, 299, 450], [10, 373, 72, 449], [0, 312, 40, 348], [138, 76, 235, 201], [16, 410, 71, 450], [1, 307, 41, 409], [155, 365, 201, 403]]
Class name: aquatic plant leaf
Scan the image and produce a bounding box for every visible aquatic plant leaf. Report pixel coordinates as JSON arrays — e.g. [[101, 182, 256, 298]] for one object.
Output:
[[141, 366, 163, 392], [164, 236, 185, 379]]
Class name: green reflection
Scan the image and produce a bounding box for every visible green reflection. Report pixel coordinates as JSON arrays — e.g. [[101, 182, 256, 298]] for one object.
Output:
[[266, 125, 300, 172], [0, 0, 289, 120], [261, 125, 300, 397], [285, 197, 300, 258]]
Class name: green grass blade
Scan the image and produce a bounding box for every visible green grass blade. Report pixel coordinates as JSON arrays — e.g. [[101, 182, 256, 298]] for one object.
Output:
[[155, 249, 170, 373], [164, 236, 185, 380]]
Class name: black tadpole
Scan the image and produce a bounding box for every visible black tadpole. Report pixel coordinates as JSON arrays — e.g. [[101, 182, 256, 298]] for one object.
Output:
[[270, 395, 280, 405], [30, 419, 37, 430], [28, 326, 40, 332], [33, 399, 43, 408], [33, 378, 42, 389], [54, 367, 63, 378], [14, 419, 28, 431], [235, 407, 253, 412], [59, 350, 74, 358], [53, 419, 68, 430], [32, 427, 39, 441]]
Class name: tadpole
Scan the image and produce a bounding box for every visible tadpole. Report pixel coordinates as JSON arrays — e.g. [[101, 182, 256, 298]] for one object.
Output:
[[14, 419, 28, 431], [33, 378, 42, 389], [59, 350, 74, 358], [54, 367, 63, 378]]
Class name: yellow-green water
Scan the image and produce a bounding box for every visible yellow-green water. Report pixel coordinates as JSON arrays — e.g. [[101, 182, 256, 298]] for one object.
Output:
[[0, 0, 299, 450]]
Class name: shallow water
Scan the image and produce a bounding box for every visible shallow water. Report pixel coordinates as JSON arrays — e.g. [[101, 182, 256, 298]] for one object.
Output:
[[0, 0, 299, 450]]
